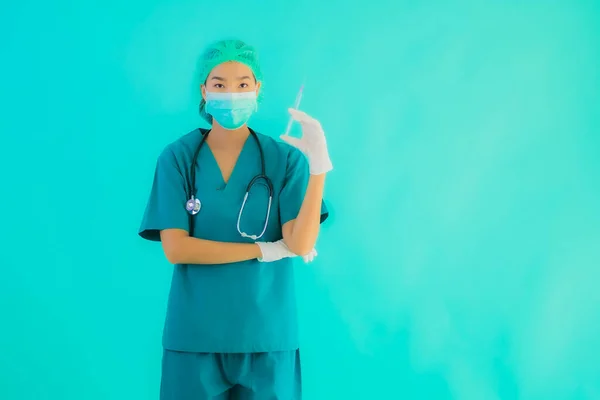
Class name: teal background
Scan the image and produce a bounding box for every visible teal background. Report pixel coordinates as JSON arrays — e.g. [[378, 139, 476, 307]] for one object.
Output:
[[1, 0, 599, 399]]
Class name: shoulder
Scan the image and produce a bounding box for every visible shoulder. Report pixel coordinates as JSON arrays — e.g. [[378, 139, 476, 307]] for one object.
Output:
[[148, 129, 203, 179], [254, 130, 307, 169], [157, 128, 204, 165]]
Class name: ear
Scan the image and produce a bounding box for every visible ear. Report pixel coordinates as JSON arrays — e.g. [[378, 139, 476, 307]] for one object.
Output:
[[255, 81, 262, 96], [200, 84, 206, 101]]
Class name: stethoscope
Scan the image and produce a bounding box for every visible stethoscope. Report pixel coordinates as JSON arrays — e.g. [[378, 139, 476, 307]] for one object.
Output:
[[185, 128, 274, 240]]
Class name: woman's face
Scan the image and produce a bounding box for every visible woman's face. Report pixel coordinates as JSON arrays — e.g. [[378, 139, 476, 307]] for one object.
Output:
[[201, 61, 261, 100]]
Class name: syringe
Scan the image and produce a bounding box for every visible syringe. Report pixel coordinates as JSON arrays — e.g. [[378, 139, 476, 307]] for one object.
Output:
[[283, 84, 304, 137]]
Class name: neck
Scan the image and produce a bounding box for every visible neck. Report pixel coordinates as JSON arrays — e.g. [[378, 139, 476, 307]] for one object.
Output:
[[208, 123, 250, 148]]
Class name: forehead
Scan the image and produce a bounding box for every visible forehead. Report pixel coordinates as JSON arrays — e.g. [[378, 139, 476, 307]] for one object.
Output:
[[207, 61, 254, 79]]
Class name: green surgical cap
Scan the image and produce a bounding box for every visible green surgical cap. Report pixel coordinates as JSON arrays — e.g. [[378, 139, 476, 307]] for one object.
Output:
[[198, 39, 263, 124]]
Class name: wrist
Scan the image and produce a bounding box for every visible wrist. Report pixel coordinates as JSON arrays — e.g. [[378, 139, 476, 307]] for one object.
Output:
[[308, 173, 327, 186], [252, 243, 264, 259], [309, 152, 332, 175], [309, 165, 332, 176]]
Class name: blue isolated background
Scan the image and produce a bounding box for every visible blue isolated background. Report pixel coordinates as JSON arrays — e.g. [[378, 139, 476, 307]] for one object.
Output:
[[1, 1, 599, 399]]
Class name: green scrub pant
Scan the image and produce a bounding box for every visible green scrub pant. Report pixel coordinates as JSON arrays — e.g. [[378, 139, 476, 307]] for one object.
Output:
[[160, 349, 302, 400]]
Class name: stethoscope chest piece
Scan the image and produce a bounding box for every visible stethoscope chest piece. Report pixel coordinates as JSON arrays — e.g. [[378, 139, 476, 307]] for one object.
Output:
[[186, 196, 201, 215]]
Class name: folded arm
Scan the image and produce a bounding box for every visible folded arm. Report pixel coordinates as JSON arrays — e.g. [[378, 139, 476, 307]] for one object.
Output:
[[160, 229, 262, 265]]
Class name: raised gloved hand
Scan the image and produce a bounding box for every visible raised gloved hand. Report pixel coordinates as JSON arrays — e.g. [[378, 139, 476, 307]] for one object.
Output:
[[280, 109, 333, 175], [256, 240, 318, 263]]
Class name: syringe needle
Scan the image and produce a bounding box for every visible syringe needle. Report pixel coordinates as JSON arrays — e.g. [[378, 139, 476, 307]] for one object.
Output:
[[283, 84, 304, 137]]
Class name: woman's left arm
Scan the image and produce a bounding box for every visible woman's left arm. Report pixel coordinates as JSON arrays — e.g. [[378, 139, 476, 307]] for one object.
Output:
[[282, 174, 326, 255], [280, 108, 333, 256]]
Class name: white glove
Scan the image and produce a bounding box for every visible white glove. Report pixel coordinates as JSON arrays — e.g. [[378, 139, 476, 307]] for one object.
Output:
[[280, 109, 333, 175], [256, 240, 295, 262], [302, 248, 318, 263], [256, 240, 318, 263]]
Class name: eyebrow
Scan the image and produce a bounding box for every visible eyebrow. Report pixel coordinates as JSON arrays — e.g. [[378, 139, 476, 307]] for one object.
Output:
[[210, 76, 252, 81]]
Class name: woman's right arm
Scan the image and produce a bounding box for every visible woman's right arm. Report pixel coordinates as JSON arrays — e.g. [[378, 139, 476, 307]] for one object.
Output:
[[160, 229, 262, 265]]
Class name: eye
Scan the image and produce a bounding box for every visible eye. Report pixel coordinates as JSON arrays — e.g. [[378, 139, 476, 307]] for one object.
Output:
[[239, 83, 249, 88], [213, 83, 224, 89]]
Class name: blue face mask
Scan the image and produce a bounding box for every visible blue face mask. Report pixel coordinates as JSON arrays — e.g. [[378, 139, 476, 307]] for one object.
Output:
[[205, 91, 258, 130]]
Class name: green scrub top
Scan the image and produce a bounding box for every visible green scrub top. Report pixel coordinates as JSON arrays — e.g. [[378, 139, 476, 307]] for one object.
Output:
[[138, 128, 329, 353]]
